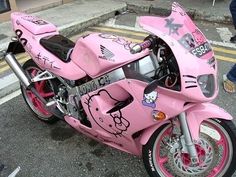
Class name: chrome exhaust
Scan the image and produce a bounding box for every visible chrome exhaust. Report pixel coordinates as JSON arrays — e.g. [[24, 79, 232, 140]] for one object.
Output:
[[4, 53, 31, 88], [4, 53, 47, 104], [3, 52, 64, 119]]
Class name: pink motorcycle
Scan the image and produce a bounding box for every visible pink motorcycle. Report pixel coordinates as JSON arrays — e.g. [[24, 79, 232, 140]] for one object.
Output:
[[2, 2, 236, 177]]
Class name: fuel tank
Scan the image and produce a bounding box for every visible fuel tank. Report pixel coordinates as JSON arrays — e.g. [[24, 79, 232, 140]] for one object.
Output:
[[71, 33, 149, 78]]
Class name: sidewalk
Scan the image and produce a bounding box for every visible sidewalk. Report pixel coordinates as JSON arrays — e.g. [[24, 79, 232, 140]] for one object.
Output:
[[0, 0, 233, 99], [125, 0, 232, 24]]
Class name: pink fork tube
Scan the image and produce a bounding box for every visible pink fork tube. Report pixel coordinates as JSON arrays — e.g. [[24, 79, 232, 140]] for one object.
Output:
[[179, 112, 199, 164]]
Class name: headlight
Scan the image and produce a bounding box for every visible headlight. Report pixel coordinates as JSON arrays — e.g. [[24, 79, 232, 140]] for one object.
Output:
[[197, 74, 215, 97]]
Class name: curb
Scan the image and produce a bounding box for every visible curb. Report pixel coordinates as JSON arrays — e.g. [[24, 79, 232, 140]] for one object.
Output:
[[58, 8, 126, 37], [126, 4, 232, 24]]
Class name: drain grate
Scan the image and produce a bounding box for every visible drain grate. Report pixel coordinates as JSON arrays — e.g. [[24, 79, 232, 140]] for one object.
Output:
[[0, 34, 8, 40]]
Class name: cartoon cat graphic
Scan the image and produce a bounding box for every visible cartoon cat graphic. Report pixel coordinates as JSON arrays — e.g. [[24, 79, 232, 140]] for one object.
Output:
[[192, 29, 205, 45], [142, 91, 158, 108], [85, 90, 130, 137]]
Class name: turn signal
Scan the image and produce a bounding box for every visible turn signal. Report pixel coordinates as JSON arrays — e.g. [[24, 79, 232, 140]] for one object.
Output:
[[152, 110, 166, 121]]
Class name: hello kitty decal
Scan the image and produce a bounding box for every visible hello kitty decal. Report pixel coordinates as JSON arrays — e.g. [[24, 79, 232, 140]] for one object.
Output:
[[85, 89, 130, 137], [178, 28, 212, 58], [192, 29, 205, 45], [142, 91, 158, 108]]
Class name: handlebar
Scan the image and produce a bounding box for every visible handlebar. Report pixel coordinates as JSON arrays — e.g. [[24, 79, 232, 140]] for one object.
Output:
[[130, 40, 151, 54]]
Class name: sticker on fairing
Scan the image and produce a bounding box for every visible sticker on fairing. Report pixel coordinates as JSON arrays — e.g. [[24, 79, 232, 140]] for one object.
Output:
[[142, 91, 158, 108], [190, 42, 212, 58]]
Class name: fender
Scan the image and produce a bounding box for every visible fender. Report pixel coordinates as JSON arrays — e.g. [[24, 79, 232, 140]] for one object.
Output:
[[185, 102, 232, 140], [140, 102, 233, 145], [140, 120, 170, 145]]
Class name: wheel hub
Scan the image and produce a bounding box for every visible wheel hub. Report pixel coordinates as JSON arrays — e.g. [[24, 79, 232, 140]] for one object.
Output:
[[168, 134, 218, 176]]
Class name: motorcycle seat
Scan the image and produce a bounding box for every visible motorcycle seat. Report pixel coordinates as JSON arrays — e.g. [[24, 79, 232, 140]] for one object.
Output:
[[40, 35, 75, 62]]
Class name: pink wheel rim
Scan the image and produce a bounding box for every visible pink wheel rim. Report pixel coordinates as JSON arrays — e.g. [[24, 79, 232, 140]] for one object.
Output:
[[24, 68, 54, 117], [153, 120, 231, 176]]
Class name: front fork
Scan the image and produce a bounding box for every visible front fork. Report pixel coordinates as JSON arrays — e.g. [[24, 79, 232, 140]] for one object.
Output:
[[178, 112, 199, 165]]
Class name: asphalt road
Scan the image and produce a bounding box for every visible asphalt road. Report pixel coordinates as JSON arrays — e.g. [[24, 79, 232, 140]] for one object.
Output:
[[1, 13, 236, 177], [0, 96, 149, 177]]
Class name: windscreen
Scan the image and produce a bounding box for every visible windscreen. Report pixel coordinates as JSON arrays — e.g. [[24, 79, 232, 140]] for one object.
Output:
[[139, 2, 213, 60]]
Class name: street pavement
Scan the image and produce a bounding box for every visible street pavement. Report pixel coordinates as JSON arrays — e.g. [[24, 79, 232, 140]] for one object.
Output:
[[1, 1, 236, 177]]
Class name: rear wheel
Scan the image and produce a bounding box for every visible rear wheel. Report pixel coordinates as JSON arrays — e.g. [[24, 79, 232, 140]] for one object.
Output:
[[21, 59, 58, 123], [142, 119, 236, 177]]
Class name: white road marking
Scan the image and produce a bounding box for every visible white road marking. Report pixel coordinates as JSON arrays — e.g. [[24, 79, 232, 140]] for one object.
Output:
[[0, 89, 21, 105], [208, 40, 236, 49], [216, 27, 233, 43], [200, 125, 220, 140], [8, 166, 21, 177], [0, 73, 18, 90]]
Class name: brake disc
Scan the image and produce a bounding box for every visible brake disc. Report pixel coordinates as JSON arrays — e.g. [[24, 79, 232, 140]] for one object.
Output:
[[167, 133, 219, 177]]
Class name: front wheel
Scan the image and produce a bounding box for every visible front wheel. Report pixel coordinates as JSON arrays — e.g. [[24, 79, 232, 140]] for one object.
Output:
[[142, 119, 236, 177]]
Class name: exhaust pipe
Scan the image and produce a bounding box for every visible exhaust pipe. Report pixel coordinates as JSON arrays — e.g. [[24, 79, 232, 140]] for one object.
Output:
[[3, 52, 64, 119], [4, 53, 31, 88], [4, 53, 47, 105]]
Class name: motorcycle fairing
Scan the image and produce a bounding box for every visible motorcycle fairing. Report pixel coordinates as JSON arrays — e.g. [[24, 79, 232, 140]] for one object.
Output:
[[71, 33, 149, 78], [139, 2, 213, 60], [139, 2, 218, 102]]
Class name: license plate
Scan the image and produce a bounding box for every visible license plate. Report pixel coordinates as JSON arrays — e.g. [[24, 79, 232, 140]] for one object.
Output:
[[191, 42, 212, 58]]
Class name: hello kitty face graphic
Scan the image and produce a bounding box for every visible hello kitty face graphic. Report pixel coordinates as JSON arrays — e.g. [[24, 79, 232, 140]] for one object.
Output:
[[85, 90, 130, 137], [192, 29, 205, 45], [142, 91, 158, 108]]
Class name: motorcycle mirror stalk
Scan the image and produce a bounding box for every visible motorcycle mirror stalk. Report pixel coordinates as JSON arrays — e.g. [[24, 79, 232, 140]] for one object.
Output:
[[144, 79, 160, 94]]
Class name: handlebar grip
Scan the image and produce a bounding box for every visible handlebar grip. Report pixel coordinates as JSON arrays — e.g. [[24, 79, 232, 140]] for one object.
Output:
[[140, 40, 151, 50], [130, 40, 151, 54], [130, 44, 142, 54]]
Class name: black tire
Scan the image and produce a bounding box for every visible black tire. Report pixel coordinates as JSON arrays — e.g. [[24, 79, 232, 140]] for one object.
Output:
[[142, 119, 236, 177], [20, 59, 59, 123]]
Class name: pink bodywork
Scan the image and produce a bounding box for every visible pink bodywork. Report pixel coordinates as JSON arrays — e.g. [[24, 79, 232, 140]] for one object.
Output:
[[71, 33, 149, 77], [10, 3, 232, 156], [139, 2, 218, 102], [11, 12, 87, 80], [11, 13, 148, 80]]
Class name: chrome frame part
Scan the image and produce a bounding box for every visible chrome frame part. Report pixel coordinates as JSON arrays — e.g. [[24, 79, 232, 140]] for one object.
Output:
[[31, 70, 55, 82], [157, 46, 165, 62], [179, 112, 199, 164]]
